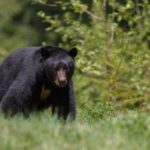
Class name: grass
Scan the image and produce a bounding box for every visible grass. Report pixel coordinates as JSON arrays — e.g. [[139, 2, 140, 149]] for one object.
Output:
[[0, 104, 150, 150]]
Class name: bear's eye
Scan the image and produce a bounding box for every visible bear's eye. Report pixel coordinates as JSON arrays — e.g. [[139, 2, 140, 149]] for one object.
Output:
[[63, 65, 68, 70], [54, 65, 63, 71], [54, 66, 59, 71]]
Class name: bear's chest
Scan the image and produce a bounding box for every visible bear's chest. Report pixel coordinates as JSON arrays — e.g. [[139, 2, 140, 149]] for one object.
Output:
[[40, 85, 51, 100]]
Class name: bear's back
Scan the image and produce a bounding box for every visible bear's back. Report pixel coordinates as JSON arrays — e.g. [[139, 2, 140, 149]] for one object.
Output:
[[0, 47, 40, 78]]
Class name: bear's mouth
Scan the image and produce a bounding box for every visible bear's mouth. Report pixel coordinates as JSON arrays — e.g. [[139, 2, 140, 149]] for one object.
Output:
[[54, 78, 67, 88]]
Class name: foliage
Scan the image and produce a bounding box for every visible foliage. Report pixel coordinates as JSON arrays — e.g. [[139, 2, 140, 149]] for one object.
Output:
[[0, 0, 48, 60], [35, 0, 150, 111], [78, 101, 113, 123]]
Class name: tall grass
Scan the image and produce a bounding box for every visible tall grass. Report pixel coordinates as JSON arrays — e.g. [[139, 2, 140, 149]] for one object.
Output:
[[0, 107, 150, 150]]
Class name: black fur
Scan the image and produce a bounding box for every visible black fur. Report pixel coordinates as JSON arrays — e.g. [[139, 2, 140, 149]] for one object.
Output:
[[0, 46, 77, 120]]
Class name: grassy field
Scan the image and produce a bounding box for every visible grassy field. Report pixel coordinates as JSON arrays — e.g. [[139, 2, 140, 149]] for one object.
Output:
[[0, 105, 150, 150]]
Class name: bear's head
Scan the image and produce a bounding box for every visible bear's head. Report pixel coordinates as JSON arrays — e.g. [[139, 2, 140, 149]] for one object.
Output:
[[41, 46, 77, 88]]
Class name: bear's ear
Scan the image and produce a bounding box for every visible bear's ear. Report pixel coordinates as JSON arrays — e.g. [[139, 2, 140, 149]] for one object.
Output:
[[41, 47, 50, 58], [69, 48, 77, 58]]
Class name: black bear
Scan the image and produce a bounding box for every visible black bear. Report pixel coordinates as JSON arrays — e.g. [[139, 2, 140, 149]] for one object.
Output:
[[0, 46, 77, 120]]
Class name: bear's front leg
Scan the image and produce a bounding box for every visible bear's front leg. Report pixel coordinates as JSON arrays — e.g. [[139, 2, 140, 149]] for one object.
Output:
[[57, 80, 76, 120], [67, 80, 76, 120], [0, 72, 35, 116]]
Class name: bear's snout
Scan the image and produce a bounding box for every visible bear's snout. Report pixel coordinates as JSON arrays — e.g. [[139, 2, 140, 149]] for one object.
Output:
[[55, 69, 67, 87]]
